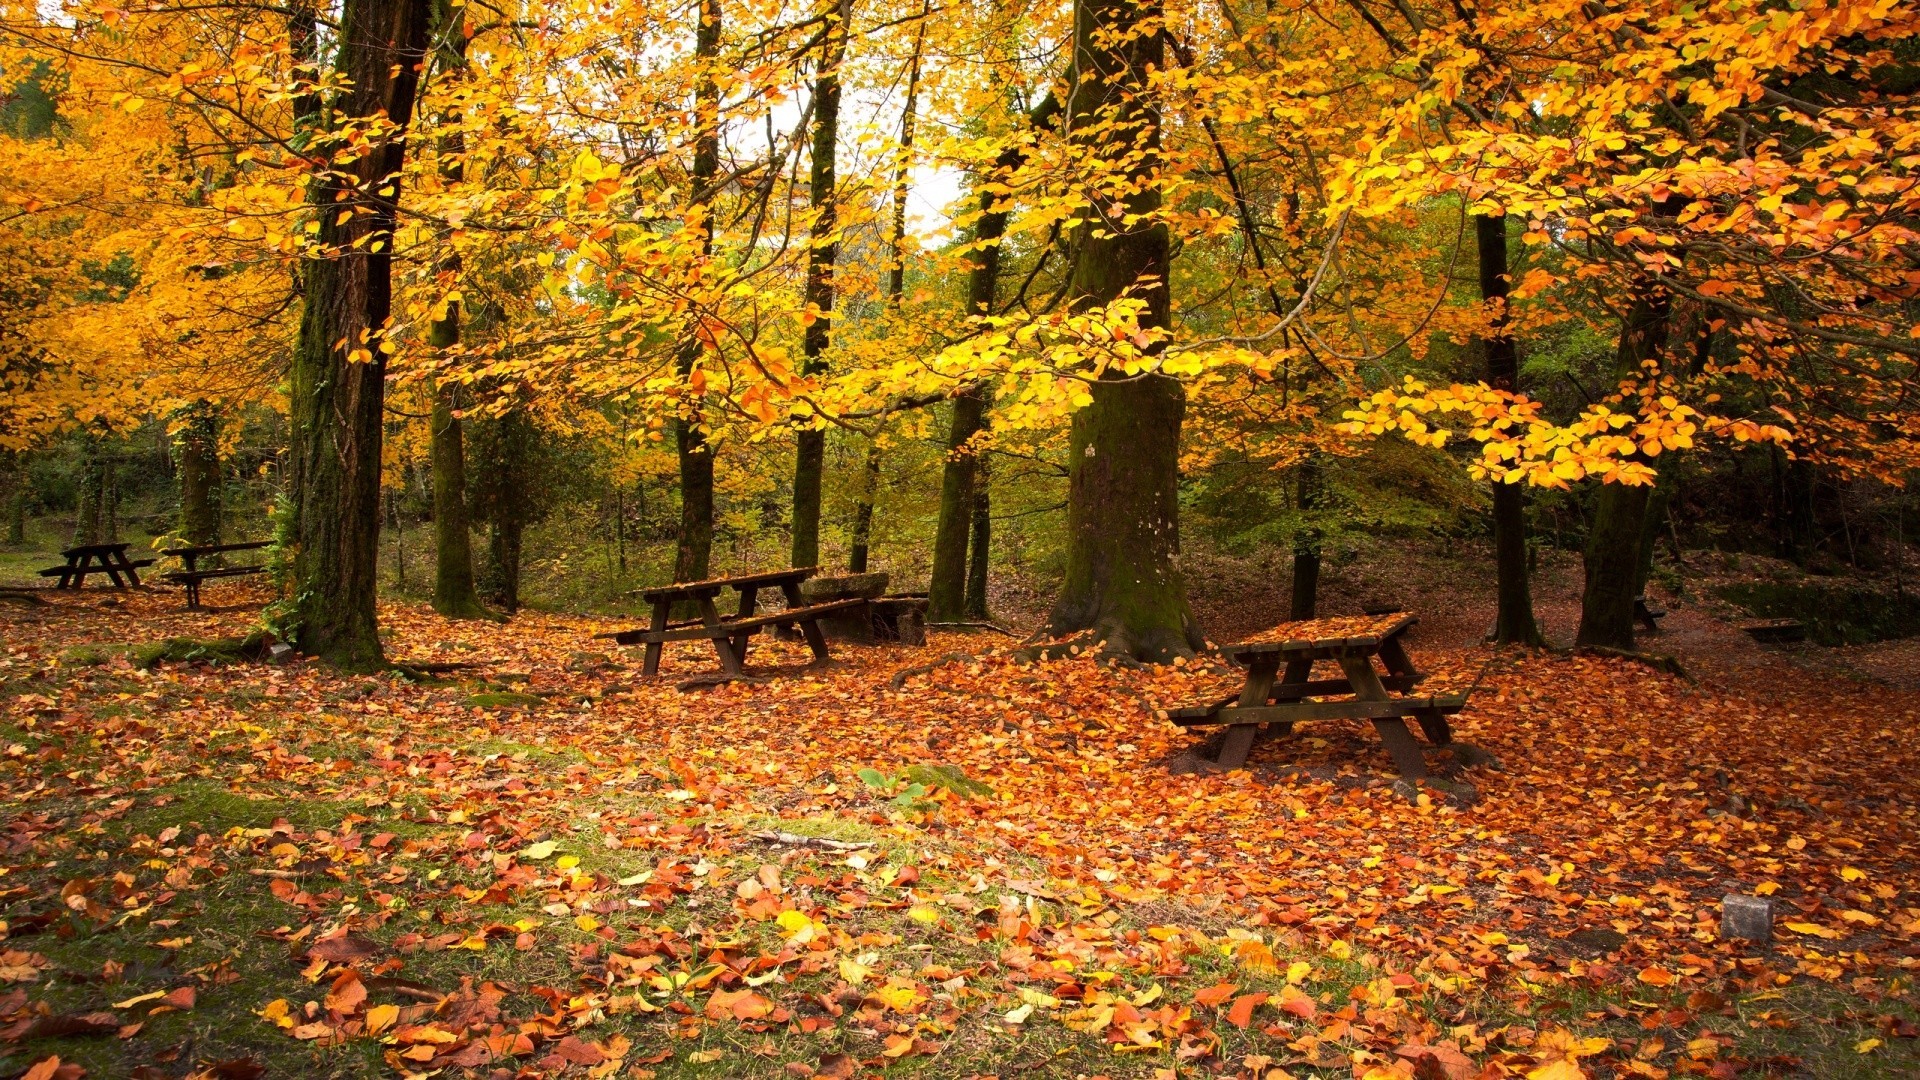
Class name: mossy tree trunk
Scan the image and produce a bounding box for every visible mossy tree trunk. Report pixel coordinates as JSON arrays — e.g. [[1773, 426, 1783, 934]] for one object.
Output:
[[1478, 213, 1548, 646], [673, 0, 721, 585], [790, 0, 849, 570], [848, 441, 881, 573], [1045, 0, 1202, 660], [176, 404, 220, 546], [1576, 285, 1673, 650], [285, 0, 433, 670]]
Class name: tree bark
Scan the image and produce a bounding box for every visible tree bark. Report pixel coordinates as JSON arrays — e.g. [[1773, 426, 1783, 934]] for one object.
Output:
[[1477, 213, 1548, 646], [1045, 0, 1201, 660], [176, 404, 220, 546], [285, 0, 434, 670], [72, 438, 104, 547], [928, 93, 1060, 621], [673, 0, 721, 585], [473, 408, 535, 614], [965, 453, 991, 619], [848, 440, 881, 573], [790, 0, 849, 570], [430, 383, 490, 618], [1576, 285, 1673, 649], [1289, 457, 1321, 621]]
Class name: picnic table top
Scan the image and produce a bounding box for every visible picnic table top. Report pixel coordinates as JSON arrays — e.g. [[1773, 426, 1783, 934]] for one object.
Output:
[[60, 541, 135, 558], [162, 540, 272, 557], [1223, 612, 1417, 657], [637, 566, 818, 603]]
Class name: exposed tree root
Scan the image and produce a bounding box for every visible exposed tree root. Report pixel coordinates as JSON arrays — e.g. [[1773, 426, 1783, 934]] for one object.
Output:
[[1572, 644, 1691, 681]]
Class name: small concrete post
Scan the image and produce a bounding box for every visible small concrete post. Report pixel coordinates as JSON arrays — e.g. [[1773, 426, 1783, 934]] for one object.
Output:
[[1721, 894, 1775, 943]]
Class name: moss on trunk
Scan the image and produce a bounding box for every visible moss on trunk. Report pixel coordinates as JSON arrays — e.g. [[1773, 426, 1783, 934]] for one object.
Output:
[[284, 0, 434, 671], [176, 405, 220, 547], [1044, 0, 1201, 660], [790, 0, 847, 571]]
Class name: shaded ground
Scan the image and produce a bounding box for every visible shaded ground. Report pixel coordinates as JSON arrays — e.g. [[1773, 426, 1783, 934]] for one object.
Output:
[[0, 562, 1917, 1078]]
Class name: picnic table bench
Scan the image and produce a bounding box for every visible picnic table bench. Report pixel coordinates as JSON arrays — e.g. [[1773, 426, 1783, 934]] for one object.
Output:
[[159, 540, 272, 609], [597, 567, 863, 676], [38, 542, 155, 589], [1164, 613, 1478, 783]]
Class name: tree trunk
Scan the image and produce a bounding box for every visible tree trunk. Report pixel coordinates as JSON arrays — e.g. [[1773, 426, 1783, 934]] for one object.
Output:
[[1045, 0, 1200, 660], [424, 0, 489, 620], [1576, 286, 1673, 649], [474, 407, 535, 615], [673, 0, 721, 585], [285, 0, 434, 670], [848, 440, 881, 573], [72, 439, 104, 547], [430, 383, 490, 618], [1289, 457, 1321, 621], [790, 0, 849, 570], [176, 405, 220, 546], [1478, 213, 1548, 646], [928, 93, 1059, 621], [965, 453, 991, 619], [5, 453, 24, 546], [929, 392, 985, 620]]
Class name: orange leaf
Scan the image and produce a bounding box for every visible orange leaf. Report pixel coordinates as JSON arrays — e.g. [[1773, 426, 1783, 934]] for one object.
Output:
[[1193, 982, 1238, 1008], [1226, 992, 1268, 1029]]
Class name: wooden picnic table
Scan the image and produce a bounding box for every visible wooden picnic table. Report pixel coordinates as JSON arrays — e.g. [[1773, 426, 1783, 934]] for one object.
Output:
[[1166, 613, 1476, 781], [598, 566, 865, 677], [159, 540, 272, 609], [38, 542, 155, 589]]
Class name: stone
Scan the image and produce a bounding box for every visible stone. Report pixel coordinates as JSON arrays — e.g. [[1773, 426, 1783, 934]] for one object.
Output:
[[1566, 927, 1629, 954], [1721, 894, 1775, 942]]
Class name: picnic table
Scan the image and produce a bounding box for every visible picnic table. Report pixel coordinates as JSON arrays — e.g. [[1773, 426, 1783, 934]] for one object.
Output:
[[38, 542, 155, 589], [1165, 613, 1476, 782], [597, 567, 865, 676], [159, 540, 272, 609]]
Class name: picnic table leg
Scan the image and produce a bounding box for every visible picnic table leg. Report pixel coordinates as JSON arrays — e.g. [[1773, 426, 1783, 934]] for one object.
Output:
[[642, 600, 670, 676], [698, 596, 744, 675], [1217, 657, 1280, 769], [732, 587, 760, 662], [779, 583, 833, 665], [1376, 638, 1451, 745], [1337, 653, 1429, 782], [120, 556, 142, 587]]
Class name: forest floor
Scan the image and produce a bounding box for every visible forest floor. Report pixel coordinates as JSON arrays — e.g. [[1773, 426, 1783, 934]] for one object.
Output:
[[1, 550, 1919, 1079]]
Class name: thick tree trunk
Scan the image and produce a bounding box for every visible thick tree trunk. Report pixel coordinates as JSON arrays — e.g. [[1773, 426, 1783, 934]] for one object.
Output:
[[1577, 286, 1673, 649], [176, 405, 220, 546], [790, 0, 848, 570], [285, 0, 433, 670], [485, 518, 524, 614], [1289, 457, 1321, 621], [673, 0, 721, 585], [965, 454, 991, 620], [1478, 213, 1548, 646], [1045, 0, 1200, 659]]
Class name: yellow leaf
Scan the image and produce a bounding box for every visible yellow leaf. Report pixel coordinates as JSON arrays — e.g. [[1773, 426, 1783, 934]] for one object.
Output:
[[365, 1003, 399, 1035], [521, 841, 558, 860], [1528, 1061, 1587, 1080], [1857, 1038, 1882, 1054]]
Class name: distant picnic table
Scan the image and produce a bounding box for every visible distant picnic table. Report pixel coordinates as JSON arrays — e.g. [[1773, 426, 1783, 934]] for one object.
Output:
[[39, 542, 155, 589], [1166, 612, 1477, 782], [159, 540, 271, 609], [597, 566, 865, 677]]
